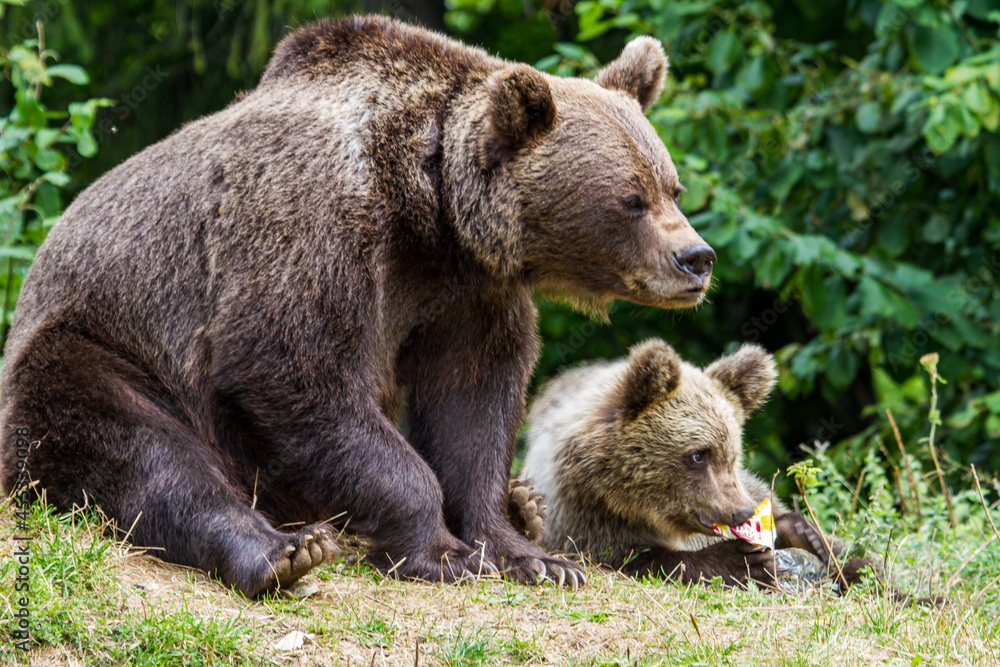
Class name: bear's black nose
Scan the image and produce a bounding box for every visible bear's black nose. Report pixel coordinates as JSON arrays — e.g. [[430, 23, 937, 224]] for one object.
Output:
[[731, 505, 756, 526], [674, 244, 717, 279]]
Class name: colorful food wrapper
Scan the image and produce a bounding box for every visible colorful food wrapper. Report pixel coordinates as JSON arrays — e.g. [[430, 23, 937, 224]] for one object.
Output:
[[712, 498, 775, 550]]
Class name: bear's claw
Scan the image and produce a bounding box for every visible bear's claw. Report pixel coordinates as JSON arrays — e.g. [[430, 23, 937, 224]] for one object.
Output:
[[496, 552, 585, 590]]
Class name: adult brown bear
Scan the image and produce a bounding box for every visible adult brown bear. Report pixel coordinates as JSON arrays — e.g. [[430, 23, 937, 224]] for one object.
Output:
[[0, 16, 715, 596]]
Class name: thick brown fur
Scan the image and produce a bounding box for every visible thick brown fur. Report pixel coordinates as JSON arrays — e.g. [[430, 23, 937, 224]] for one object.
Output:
[[522, 339, 896, 593], [0, 17, 713, 596]]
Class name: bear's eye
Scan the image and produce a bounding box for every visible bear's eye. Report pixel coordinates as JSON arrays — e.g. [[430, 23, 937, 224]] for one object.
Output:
[[672, 185, 686, 207], [690, 450, 709, 467], [623, 195, 646, 213]]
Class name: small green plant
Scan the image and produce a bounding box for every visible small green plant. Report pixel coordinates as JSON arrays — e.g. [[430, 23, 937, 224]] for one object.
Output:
[[788, 353, 1000, 600], [0, 19, 112, 352], [432, 624, 499, 667], [349, 611, 397, 648]]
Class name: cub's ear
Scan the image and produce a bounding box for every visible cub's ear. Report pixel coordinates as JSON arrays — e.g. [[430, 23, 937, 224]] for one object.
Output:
[[705, 345, 777, 414], [481, 65, 557, 169], [595, 36, 668, 112], [618, 339, 681, 421]]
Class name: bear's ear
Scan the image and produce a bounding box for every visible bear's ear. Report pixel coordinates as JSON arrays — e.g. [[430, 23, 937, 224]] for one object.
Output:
[[705, 345, 777, 414], [595, 36, 668, 112], [618, 339, 682, 421], [481, 65, 557, 169]]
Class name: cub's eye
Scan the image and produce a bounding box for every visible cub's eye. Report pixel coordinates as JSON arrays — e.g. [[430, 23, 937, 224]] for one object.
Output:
[[690, 450, 709, 467], [623, 195, 645, 213]]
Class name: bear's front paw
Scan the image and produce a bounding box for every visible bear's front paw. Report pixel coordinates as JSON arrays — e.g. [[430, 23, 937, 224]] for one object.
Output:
[[501, 553, 586, 590], [479, 531, 586, 590]]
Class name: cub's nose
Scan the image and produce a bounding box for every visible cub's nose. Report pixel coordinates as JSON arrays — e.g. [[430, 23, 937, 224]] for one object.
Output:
[[674, 244, 717, 279], [730, 505, 756, 526]]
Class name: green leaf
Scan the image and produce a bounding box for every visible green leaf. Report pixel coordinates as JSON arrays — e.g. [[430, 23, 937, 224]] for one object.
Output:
[[923, 100, 961, 153], [826, 345, 858, 391], [756, 242, 793, 289], [534, 55, 561, 72], [45, 64, 90, 86], [872, 368, 905, 407], [855, 101, 882, 134], [788, 235, 832, 265], [964, 81, 1000, 131], [922, 214, 950, 243], [40, 171, 71, 187], [577, 20, 615, 42], [908, 24, 959, 74], [34, 127, 60, 150], [14, 91, 46, 127], [706, 32, 742, 76], [736, 55, 767, 94], [858, 275, 921, 326], [553, 43, 596, 64], [0, 246, 37, 261], [75, 130, 98, 157], [34, 149, 61, 171]]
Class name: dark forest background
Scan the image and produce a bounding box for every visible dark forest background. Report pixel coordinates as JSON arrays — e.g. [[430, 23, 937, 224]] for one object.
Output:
[[2, 0, 998, 496]]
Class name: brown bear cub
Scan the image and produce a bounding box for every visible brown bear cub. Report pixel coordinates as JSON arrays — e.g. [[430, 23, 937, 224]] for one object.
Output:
[[522, 339, 862, 588], [0, 17, 717, 596]]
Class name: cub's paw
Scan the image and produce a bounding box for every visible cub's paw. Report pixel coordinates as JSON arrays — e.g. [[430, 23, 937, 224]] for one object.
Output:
[[507, 478, 546, 544], [264, 524, 339, 590], [693, 539, 777, 587]]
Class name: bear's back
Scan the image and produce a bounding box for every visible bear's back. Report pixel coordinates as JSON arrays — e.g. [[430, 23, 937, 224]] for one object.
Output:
[[3, 16, 497, 380]]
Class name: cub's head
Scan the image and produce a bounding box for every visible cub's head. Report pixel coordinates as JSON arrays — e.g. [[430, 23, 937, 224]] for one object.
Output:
[[462, 38, 713, 310], [607, 339, 777, 539]]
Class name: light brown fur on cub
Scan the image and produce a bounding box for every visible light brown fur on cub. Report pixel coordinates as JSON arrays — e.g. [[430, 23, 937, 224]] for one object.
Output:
[[523, 339, 831, 585]]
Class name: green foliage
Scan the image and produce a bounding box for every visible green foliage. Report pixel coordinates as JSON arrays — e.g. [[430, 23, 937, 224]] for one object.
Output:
[[0, 19, 110, 349], [787, 385, 999, 605]]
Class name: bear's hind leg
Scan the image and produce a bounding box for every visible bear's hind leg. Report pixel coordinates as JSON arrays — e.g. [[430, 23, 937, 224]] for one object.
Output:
[[0, 331, 337, 597], [131, 450, 340, 596]]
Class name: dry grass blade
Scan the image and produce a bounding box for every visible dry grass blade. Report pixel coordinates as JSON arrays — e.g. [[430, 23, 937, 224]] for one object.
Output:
[[972, 464, 1000, 545], [887, 408, 922, 522]]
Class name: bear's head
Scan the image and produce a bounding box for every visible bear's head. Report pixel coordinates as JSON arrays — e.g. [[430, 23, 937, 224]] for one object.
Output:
[[451, 38, 714, 311], [602, 339, 777, 541]]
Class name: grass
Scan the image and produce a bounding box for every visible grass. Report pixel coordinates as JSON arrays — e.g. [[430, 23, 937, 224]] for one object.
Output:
[[0, 494, 997, 666]]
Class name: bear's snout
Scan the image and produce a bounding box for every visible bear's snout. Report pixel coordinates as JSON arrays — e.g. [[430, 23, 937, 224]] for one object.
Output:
[[673, 244, 716, 281], [729, 505, 756, 527]]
